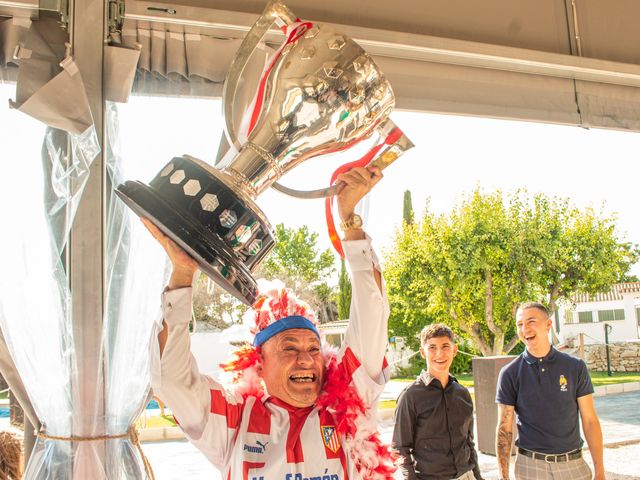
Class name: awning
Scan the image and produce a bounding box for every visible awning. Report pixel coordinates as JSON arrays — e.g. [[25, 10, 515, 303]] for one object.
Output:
[[116, 0, 640, 132]]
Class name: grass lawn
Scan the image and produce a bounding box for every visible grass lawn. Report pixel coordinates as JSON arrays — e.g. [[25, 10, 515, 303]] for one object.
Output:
[[380, 399, 396, 410], [589, 371, 640, 387], [391, 371, 640, 389], [138, 415, 177, 429], [456, 374, 473, 388], [0, 391, 7, 401]]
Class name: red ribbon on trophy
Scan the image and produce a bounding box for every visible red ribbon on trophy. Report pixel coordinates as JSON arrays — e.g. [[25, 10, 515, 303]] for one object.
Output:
[[247, 20, 313, 136], [325, 126, 404, 257]]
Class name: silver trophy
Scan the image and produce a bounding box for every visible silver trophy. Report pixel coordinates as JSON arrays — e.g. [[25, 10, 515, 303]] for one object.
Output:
[[116, 0, 414, 304]]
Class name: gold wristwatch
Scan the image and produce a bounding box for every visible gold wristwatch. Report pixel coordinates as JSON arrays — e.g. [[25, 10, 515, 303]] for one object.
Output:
[[339, 213, 363, 231]]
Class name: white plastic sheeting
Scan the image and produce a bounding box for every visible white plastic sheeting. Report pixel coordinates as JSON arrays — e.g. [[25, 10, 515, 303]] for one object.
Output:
[[3, 16, 93, 134], [0, 79, 98, 477], [102, 100, 171, 479], [0, 13, 163, 479]]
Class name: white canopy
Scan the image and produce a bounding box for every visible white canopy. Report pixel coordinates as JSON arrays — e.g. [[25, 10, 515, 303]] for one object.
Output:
[[3, 0, 640, 130], [116, 0, 640, 131]]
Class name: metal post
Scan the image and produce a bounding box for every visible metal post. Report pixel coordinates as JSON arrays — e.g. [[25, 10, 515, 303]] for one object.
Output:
[[473, 356, 518, 455], [604, 323, 612, 377], [23, 417, 36, 469], [69, 0, 106, 473]]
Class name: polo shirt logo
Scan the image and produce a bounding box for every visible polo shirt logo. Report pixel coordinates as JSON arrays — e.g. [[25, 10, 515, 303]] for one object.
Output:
[[559, 374, 568, 392]]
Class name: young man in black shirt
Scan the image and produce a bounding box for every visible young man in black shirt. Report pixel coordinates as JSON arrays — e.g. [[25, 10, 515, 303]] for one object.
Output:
[[393, 323, 483, 480]]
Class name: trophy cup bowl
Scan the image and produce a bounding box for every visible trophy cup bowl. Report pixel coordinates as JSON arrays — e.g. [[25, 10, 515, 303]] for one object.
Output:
[[116, 0, 413, 305]]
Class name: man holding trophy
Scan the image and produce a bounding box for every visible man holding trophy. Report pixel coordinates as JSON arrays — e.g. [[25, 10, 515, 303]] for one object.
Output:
[[119, 1, 414, 478], [144, 165, 395, 479]]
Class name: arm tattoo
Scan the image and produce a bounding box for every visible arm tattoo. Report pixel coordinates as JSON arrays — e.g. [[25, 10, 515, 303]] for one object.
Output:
[[496, 404, 515, 478]]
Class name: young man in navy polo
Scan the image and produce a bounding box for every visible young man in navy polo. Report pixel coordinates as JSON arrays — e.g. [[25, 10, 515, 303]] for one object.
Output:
[[495, 302, 605, 480]]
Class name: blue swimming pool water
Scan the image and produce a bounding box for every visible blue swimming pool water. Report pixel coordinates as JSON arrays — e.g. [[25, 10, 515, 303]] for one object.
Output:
[[0, 400, 158, 418]]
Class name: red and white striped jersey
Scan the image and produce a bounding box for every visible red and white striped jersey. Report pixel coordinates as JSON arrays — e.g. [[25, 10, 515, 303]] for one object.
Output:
[[151, 238, 390, 480]]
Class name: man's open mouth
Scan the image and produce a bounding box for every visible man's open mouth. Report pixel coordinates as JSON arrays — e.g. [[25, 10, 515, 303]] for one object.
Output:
[[525, 334, 536, 341], [289, 374, 316, 383]]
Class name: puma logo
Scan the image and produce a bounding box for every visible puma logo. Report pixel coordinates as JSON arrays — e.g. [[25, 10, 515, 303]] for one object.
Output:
[[243, 440, 269, 454]]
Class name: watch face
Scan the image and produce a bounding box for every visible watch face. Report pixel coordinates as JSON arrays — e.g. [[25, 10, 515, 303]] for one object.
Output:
[[340, 214, 363, 231]]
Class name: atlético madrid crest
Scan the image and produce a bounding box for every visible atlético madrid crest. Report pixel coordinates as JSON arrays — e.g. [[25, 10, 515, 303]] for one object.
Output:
[[321, 425, 341, 453]]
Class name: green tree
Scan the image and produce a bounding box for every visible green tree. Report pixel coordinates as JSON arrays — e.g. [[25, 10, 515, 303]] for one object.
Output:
[[385, 189, 638, 356], [518, 194, 640, 316], [337, 258, 352, 319], [192, 273, 245, 330], [255, 223, 337, 323], [403, 190, 414, 224], [384, 219, 435, 353], [620, 272, 640, 282]]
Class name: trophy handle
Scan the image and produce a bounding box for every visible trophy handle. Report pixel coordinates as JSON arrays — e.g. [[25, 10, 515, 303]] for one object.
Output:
[[222, 1, 297, 150], [271, 119, 415, 199]]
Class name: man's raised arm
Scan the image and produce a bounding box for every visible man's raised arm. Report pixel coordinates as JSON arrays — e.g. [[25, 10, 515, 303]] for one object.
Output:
[[143, 218, 241, 469], [335, 167, 389, 380]]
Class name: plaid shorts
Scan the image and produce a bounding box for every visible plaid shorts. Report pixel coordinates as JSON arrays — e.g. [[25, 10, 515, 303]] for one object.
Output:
[[515, 451, 592, 480]]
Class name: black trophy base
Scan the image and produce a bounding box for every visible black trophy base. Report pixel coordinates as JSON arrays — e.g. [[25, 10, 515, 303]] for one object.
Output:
[[115, 157, 275, 305]]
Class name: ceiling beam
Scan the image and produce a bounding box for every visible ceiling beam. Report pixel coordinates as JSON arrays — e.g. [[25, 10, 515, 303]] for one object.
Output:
[[124, 0, 640, 89], [0, 0, 38, 19]]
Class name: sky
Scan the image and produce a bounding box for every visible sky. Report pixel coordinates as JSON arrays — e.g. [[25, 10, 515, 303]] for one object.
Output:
[[2, 83, 639, 279], [115, 95, 640, 277]]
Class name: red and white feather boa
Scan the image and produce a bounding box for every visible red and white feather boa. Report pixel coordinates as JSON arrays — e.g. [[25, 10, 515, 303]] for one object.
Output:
[[220, 345, 398, 479]]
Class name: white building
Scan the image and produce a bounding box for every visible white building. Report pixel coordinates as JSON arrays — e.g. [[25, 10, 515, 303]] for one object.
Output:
[[319, 319, 350, 348], [559, 283, 640, 345], [319, 319, 414, 375], [189, 322, 254, 377]]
